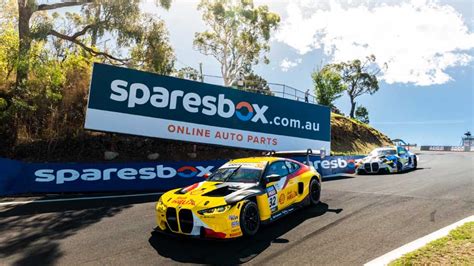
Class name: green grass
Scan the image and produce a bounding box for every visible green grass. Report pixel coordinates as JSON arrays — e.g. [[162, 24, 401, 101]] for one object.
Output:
[[389, 222, 474, 266]]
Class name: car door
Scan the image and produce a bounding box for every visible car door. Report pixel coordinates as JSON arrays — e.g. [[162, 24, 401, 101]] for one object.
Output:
[[397, 147, 409, 167], [284, 160, 301, 206], [264, 161, 290, 214]]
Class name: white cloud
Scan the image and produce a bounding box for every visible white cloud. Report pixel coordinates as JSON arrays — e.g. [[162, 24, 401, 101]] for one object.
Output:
[[276, 0, 474, 86], [280, 57, 302, 72]]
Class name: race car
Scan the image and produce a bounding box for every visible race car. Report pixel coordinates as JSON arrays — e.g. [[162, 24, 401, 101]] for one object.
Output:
[[356, 146, 417, 174], [154, 155, 321, 239]]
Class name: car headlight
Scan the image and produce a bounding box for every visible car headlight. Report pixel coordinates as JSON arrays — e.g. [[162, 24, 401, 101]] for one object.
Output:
[[198, 205, 232, 215], [156, 197, 166, 211]]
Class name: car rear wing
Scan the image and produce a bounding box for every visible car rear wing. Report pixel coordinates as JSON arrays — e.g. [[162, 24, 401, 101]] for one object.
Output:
[[266, 149, 325, 166]]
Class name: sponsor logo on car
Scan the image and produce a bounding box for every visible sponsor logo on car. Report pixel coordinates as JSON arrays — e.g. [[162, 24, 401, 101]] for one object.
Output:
[[171, 198, 196, 206], [287, 190, 297, 201], [279, 193, 286, 205]]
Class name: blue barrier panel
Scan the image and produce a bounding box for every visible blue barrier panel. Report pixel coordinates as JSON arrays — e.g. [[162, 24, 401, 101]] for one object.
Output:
[[290, 155, 365, 177], [0, 156, 365, 196], [0, 158, 25, 195]]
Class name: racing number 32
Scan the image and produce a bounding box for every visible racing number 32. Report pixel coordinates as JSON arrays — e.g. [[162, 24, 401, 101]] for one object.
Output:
[[267, 185, 278, 212]]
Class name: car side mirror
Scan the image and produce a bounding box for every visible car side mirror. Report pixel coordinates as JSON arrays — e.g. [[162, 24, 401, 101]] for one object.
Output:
[[266, 174, 281, 183]]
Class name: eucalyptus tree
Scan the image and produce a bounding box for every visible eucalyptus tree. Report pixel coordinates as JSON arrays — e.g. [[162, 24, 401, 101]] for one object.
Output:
[[15, 0, 174, 88], [328, 55, 384, 118], [194, 0, 280, 86]]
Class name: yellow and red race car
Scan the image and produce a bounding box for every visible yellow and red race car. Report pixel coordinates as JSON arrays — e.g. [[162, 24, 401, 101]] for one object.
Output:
[[154, 154, 321, 239]]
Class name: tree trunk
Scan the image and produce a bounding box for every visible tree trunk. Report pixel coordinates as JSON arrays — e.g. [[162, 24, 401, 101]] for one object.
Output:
[[91, 5, 101, 47], [16, 0, 33, 89], [349, 96, 356, 118]]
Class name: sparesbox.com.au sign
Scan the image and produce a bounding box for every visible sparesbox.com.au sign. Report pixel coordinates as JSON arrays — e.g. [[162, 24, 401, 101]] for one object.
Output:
[[85, 63, 331, 151]]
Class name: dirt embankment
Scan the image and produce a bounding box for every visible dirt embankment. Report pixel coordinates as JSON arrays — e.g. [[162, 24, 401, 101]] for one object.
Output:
[[1, 113, 392, 162], [331, 113, 393, 155]]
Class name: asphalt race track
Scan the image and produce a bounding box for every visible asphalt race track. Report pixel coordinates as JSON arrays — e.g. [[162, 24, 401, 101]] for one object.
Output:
[[1, 151, 472, 265]]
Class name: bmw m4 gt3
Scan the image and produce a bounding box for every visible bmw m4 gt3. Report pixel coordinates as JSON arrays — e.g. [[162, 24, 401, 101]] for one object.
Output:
[[154, 156, 321, 239], [356, 146, 417, 174]]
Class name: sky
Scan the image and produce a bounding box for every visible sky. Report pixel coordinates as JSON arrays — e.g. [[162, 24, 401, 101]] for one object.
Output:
[[143, 0, 473, 146]]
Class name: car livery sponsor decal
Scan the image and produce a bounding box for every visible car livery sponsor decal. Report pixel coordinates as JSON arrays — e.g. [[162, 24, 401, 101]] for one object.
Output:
[[278, 193, 286, 205], [266, 185, 278, 212], [171, 197, 196, 206], [221, 162, 267, 169], [270, 206, 296, 221], [287, 190, 297, 201]]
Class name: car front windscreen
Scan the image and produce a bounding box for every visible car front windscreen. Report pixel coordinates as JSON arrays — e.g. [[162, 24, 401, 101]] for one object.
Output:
[[371, 149, 397, 156], [207, 167, 263, 183]]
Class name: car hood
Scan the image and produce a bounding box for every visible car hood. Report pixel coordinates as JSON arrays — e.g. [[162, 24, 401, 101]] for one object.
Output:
[[361, 154, 398, 163], [160, 181, 264, 209]]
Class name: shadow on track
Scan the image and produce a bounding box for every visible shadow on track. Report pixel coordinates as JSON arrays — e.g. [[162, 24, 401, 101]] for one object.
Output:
[[0, 198, 132, 265], [322, 175, 355, 182], [148, 202, 342, 264], [357, 167, 429, 176]]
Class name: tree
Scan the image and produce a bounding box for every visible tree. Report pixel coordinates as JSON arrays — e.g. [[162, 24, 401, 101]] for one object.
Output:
[[311, 66, 345, 108], [328, 55, 384, 118], [175, 67, 200, 81], [355, 105, 369, 124], [193, 0, 280, 86], [231, 71, 273, 95], [129, 17, 175, 74], [15, 0, 174, 88]]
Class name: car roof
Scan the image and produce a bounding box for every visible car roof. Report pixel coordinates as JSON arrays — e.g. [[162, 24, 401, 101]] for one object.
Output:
[[374, 146, 397, 151], [227, 156, 283, 164]]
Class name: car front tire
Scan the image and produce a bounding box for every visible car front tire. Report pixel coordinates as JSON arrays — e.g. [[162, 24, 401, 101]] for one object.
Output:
[[357, 169, 366, 175], [309, 178, 321, 206], [240, 200, 260, 236], [396, 161, 403, 173]]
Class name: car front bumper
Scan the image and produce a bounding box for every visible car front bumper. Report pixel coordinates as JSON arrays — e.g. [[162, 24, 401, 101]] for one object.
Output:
[[155, 204, 244, 239]]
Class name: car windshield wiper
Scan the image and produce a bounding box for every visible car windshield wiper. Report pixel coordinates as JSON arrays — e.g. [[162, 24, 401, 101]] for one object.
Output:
[[223, 166, 242, 183]]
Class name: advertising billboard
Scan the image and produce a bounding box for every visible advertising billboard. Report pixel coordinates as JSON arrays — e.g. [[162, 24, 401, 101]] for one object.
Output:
[[85, 63, 331, 151], [0, 156, 362, 195]]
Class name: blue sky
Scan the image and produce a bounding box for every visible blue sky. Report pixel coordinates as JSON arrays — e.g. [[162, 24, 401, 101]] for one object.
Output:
[[143, 0, 473, 146]]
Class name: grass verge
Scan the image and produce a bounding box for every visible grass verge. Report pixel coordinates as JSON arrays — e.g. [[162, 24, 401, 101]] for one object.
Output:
[[389, 222, 474, 265]]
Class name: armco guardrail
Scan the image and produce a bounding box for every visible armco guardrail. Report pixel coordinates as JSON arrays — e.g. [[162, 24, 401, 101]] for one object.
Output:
[[0, 155, 364, 196], [420, 146, 472, 152]]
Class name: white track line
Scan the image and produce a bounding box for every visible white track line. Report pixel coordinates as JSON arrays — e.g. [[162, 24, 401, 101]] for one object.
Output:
[[0, 192, 163, 206], [365, 215, 474, 266]]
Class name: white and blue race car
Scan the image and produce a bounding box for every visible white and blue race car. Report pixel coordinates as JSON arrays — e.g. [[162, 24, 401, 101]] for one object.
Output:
[[356, 146, 417, 174]]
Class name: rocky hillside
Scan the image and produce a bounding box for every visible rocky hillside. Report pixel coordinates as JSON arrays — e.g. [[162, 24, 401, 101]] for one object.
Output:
[[331, 113, 393, 155]]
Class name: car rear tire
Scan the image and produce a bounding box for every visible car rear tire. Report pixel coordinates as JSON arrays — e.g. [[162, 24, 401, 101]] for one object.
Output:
[[240, 200, 260, 236], [309, 179, 321, 206]]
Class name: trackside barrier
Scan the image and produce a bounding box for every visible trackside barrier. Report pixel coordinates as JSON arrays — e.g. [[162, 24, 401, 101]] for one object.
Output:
[[420, 146, 472, 152], [0, 155, 364, 196]]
